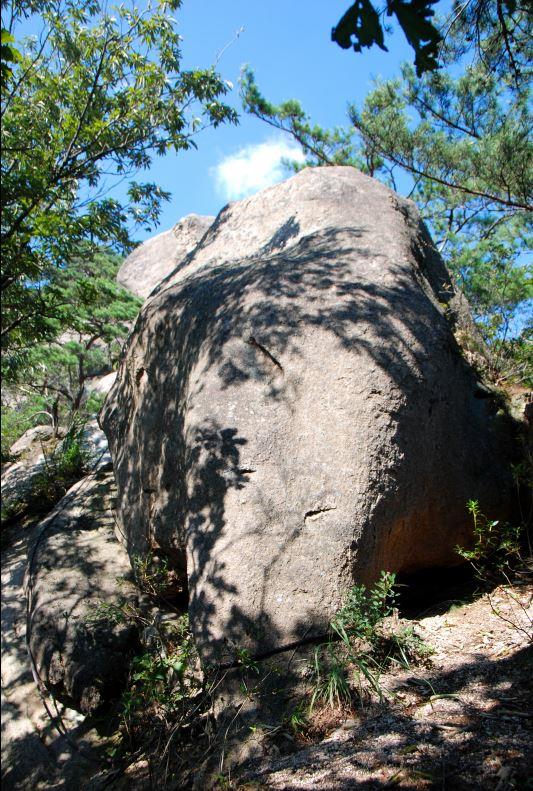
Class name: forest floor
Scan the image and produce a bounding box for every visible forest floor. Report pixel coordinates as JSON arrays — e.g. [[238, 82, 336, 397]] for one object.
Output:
[[235, 575, 533, 790], [2, 518, 532, 790]]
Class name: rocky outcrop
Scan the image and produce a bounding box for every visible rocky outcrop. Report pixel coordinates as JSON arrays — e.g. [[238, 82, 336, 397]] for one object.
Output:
[[1, 421, 111, 526], [7, 425, 57, 459], [84, 370, 117, 396], [102, 166, 515, 665], [117, 213, 214, 298], [81, 418, 112, 468], [26, 468, 137, 714], [2, 428, 62, 525]]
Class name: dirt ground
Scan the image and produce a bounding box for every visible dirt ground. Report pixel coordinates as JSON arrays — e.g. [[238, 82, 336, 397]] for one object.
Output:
[[235, 580, 533, 790], [2, 517, 531, 791]]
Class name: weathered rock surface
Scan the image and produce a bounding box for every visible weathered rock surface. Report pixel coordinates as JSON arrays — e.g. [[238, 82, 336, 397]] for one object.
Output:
[[2, 520, 109, 791], [84, 370, 117, 396], [7, 425, 57, 459], [26, 467, 137, 714], [117, 213, 214, 298], [102, 166, 514, 664], [81, 418, 112, 469]]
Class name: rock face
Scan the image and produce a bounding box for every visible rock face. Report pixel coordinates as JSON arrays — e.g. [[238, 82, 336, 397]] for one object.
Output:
[[26, 467, 137, 714], [81, 417, 112, 468], [84, 370, 117, 396], [101, 166, 514, 664], [117, 213, 214, 298]]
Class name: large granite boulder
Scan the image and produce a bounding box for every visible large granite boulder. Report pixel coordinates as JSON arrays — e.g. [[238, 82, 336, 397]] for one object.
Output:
[[117, 213, 214, 298], [101, 166, 514, 664], [26, 468, 138, 714]]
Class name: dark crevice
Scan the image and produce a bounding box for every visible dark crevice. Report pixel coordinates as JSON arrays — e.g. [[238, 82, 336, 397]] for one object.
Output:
[[304, 506, 336, 522], [247, 336, 284, 372], [396, 563, 483, 619]]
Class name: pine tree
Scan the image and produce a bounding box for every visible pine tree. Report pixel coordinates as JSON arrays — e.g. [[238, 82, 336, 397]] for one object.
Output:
[[242, 2, 532, 384]]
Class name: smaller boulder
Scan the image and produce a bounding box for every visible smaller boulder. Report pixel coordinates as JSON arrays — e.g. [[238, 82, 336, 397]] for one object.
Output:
[[1, 421, 110, 527], [2, 428, 61, 525], [117, 213, 214, 298], [26, 468, 138, 714], [8, 424, 57, 459]]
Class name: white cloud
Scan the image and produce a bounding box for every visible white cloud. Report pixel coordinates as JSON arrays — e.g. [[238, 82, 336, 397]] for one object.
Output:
[[212, 138, 305, 201]]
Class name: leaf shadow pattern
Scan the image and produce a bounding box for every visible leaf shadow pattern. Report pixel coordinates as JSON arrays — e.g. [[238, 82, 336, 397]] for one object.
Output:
[[102, 221, 516, 687], [239, 644, 533, 789], [25, 469, 138, 714], [1, 479, 128, 790]]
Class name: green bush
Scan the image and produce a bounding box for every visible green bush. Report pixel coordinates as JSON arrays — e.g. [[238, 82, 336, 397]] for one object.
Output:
[[331, 571, 397, 644], [33, 424, 90, 497], [310, 571, 432, 710], [456, 500, 532, 640], [119, 614, 201, 747], [133, 553, 173, 597], [456, 500, 523, 579]]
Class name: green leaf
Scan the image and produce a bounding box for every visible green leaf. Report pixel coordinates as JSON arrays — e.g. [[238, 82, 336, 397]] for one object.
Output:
[[332, 1, 387, 53], [1, 1, 236, 357], [389, 0, 442, 76]]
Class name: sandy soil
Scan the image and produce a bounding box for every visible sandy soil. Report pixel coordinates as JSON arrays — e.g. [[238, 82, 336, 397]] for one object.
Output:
[[238, 581, 533, 790]]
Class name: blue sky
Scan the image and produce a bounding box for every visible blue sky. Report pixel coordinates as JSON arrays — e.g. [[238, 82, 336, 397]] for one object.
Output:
[[13, 0, 452, 236], [142, 0, 419, 237]]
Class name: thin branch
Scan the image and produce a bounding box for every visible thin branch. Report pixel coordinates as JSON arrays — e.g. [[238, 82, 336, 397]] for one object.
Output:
[[495, 0, 521, 87], [56, 36, 115, 175], [247, 108, 334, 166], [1, 28, 53, 117], [413, 94, 481, 140]]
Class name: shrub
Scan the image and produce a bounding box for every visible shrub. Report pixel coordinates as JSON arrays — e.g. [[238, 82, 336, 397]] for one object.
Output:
[[32, 423, 91, 501], [331, 571, 397, 644], [456, 500, 532, 640], [310, 645, 351, 710], [456, 500, 523, 580], [133, 553, 173, 597], [310, 571, 432, 710], [119, 614, 201, 748]]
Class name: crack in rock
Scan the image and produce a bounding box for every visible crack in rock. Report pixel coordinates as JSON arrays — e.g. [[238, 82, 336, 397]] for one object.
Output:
[[304, 506, 337, 523], [247, 336, 284, 372]]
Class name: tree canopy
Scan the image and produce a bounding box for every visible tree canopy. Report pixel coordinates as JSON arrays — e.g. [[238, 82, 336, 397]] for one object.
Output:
[[1, 0, 237, 359], [12, 247, 141, 423], [331, 0, 531, 79]]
